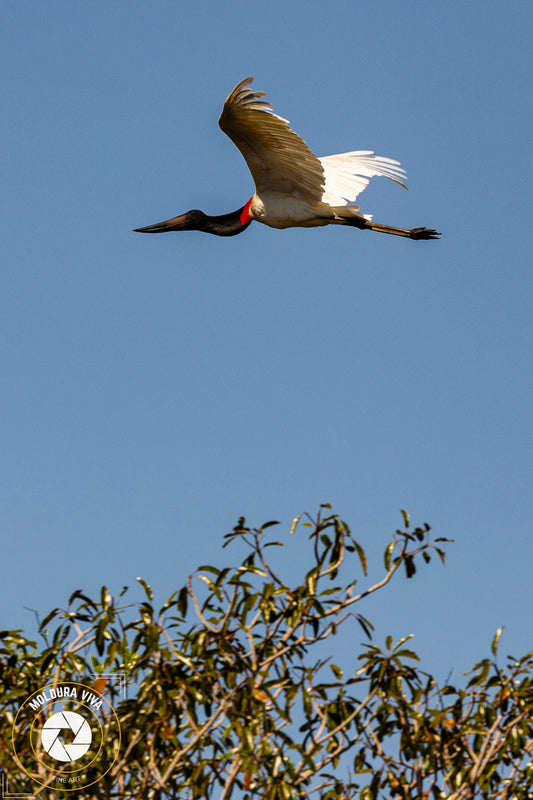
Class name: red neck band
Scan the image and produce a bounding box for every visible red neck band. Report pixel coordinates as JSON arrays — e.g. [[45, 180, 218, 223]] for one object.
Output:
[[239, 197, 253, 226]]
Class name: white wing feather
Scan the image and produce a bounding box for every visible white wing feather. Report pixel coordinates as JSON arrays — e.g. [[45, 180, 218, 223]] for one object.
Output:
[[320, 152, 407, 207]]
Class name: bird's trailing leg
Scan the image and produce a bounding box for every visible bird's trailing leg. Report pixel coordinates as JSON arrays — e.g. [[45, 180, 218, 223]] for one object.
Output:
[[342, 209, 440, 239], [364, 221, 441, 240], [338, 210, 440, 239]]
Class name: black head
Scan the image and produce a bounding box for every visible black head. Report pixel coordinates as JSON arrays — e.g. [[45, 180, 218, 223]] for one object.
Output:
[[133, 209, 208, 234]]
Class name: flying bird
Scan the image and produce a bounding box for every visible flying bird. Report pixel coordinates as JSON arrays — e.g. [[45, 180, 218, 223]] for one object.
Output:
[[134, 77, 440, 241]]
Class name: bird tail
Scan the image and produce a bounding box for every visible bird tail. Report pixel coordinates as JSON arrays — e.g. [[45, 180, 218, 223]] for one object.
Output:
[[330, 206, 373, 224]]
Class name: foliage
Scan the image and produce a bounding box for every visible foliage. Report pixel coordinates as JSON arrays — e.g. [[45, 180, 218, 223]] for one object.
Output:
[[0, 507, 532, 799]]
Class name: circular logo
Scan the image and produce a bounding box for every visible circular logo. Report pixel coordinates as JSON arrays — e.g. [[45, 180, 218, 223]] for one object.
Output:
[[12, 681, 121, 792], [41, 710, 92, 762]]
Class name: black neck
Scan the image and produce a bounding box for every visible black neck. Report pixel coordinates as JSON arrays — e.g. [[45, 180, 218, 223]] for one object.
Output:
[[200, 206, 251, 237]]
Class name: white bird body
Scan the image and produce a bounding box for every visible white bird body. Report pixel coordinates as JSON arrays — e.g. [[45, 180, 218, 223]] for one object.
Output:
[[135, 77, 439, 241], [249, 194, 339, 228]]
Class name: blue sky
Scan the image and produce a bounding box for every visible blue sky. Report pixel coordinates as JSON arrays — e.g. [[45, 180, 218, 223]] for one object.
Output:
[[2, 1, 532, 682]]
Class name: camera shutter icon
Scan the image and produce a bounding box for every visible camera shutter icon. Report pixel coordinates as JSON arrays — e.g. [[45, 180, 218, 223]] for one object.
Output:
[[41, 711, 92, 762]]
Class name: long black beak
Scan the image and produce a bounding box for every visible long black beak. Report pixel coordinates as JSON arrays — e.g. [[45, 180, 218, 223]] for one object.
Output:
[[133, 213, 189, 233]]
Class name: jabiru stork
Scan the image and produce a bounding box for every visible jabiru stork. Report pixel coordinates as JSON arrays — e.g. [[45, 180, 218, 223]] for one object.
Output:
[[134, 77, 440, 241]]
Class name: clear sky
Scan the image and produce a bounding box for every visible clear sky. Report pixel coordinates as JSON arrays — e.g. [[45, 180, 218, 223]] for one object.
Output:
[[2, 1, 532, 682]]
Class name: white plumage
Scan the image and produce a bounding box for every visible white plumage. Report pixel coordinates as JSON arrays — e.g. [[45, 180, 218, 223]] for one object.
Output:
[[320, 151, 407, 213]]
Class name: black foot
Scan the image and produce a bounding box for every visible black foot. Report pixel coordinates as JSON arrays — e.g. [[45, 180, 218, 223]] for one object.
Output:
[[410, 227, 441, 240]]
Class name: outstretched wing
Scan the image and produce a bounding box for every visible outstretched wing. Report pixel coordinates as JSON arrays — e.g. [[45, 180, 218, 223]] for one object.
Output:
[[320, 151, 408, 207], [219, 77, 325, 201]]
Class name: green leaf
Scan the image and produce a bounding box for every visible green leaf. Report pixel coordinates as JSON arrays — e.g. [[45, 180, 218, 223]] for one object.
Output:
[[136, 577, 153, 601], [330, 663, 343, 680], [384, 541, 395, 571], [352, 539, 368, 576], [467, 659, 490, 687], [197, 574, 218, 593], [95, 619, 107, 656], [413, 526, 426, 542], [393, 634, 414, 650], [68, 589, 95, 607], [40, 649, 56, 674], [392, 648, 419, 661], [400, 509, 410, 529], [198, 565, 220, 576], [39, 608, 60, 631], [404, 555, 416, 578], [177, 586, 188, 618], [356, 614, 374, 640], [491, 626, 504, 655], [320, 533, 332, 548]]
